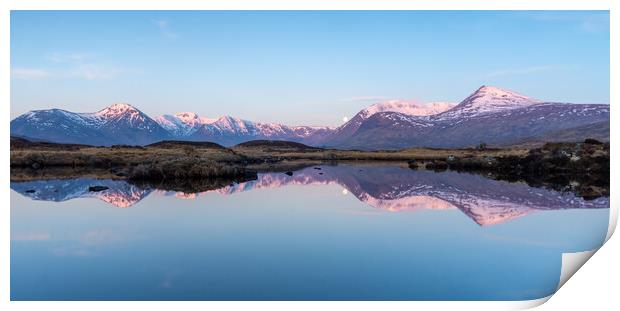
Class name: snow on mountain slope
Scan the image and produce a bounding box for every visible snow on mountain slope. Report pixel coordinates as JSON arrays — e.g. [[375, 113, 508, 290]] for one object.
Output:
[[17, 103, 152, 130], [155, 115, 186, 134], [19, 109, 102, 128], [335, 101, 610, 150], [253, 122, 291, 137], [323, 85, 609, 149], [434, 85, 540, 121], [10, 103, 170, 146], [155, 112, 216, 136], [13, 101, 339, 145], [155, 111, 335, 145], [92, 103, 139, 120], [166, 100, 453, 144], [363, 100, 456, 118], [211, 116, 256, 134], [321, 100, 454, 146], [91, 103, 163, 131], [10, 109, 111, 145], [348, 100, 456, 129], [88, 103, 170, 145], [290, 125, 333, 134], [176, 112, 216, 125]]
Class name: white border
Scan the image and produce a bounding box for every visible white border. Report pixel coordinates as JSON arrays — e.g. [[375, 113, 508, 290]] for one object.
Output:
[[2, 1, 617, 310]]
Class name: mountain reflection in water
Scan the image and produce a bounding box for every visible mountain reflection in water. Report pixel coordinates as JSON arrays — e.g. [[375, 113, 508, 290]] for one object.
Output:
[[11, 165, 608, 226]]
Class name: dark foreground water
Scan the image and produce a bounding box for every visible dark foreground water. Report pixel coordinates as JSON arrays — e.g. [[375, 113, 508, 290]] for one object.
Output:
[[10, 165, 609, 301]]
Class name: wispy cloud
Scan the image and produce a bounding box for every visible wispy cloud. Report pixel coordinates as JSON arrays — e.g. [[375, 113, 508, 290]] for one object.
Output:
[[154, 19, 178, 39], [46, 52, 91, 63], [11, 68, 53, 80], [12, 65, 121, 81], [485, 65, 555, 79], [51, 245, 95, 257], [340, 96, 389, 103], [11, 232, 51, 241], [71, 64, 119, 80], [13, 52, 129, 81]]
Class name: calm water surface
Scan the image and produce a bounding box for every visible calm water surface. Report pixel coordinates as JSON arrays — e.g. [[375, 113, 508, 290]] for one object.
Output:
[[11, 165, 609, 300]]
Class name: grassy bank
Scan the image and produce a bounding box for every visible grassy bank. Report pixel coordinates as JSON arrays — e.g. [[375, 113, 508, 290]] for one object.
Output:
[[11, 138, 248, 180], [11, 137, 527, 172]]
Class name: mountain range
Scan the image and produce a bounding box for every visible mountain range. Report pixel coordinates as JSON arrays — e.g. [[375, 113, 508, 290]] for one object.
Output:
[[10, 86, 609, 150]]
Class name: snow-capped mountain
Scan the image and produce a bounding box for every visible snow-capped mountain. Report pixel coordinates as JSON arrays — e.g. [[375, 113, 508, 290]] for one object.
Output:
[[10, 109, 108, 145], [10, 102, 336, 146], [322, 100, 456, 147], [154, 100, 457, 147], [90, 103, 171, 145], [154, 112, 334, 146], [10, 85, 610, 149], [155, 112, 216, 136], [10, 103, 171, 146], [433, 85, 540, 121], [324, 86, 609, 149]]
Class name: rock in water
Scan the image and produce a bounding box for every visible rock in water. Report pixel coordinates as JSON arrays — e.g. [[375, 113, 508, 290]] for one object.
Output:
[[88, 186, 109, 192]]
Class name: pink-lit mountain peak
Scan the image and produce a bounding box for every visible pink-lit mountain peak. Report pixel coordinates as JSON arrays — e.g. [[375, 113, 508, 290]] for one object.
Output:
[[94, 103, 140, 118], [458, 85, 541, 111], [94, 190, 147, 208]]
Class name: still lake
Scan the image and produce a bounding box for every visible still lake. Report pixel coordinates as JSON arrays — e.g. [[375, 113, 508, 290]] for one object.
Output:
[[11, 164, 609, 301]]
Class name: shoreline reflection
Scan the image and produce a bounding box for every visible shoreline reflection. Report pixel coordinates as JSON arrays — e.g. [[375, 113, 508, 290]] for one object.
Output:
[[11, 165, 609, 226]]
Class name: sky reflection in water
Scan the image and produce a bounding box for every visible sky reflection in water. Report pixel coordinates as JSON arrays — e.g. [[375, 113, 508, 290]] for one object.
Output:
[[11, 165, 609, 300]]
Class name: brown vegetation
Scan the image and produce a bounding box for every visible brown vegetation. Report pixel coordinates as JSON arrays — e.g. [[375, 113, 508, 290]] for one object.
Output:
[[420, 140, 610, 198], [127, 159, 255, 180], [11, 141, 243, 168]]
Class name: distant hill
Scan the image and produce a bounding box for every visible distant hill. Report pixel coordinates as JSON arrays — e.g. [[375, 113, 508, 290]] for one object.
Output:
[[146, 140, 227, 150], [10, 136, 90, 150], [234, 140, 321, 151]]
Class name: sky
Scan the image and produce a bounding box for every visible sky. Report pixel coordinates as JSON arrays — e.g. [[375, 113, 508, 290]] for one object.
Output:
[[10, 10, 610, 126]]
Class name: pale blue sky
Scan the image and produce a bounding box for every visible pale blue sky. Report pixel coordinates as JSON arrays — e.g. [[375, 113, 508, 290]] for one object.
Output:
[[10, 11, 610, 126]]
